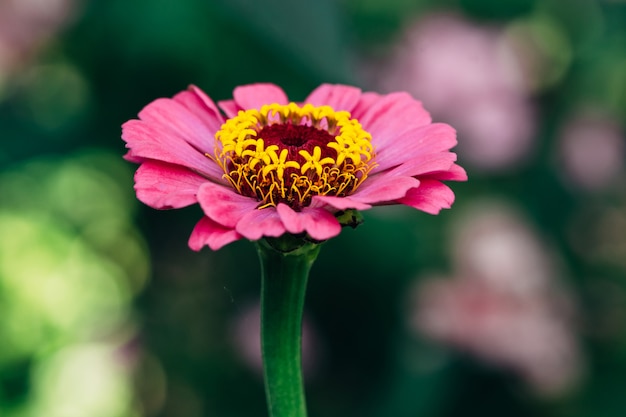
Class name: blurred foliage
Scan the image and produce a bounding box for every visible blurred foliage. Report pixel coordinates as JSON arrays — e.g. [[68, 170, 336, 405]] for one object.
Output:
[[1, 0, 625, 417], [0, 152, 148, 416]]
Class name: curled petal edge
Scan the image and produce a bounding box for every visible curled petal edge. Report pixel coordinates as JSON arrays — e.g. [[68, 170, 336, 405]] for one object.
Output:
[[189, 216, 243, 251]]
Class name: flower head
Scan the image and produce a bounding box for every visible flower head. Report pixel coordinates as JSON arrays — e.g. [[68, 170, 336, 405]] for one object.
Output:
[[122, 83, 466, 250]]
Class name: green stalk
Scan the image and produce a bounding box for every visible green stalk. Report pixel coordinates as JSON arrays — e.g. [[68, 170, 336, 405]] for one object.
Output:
[[256, 237, 321, 417]]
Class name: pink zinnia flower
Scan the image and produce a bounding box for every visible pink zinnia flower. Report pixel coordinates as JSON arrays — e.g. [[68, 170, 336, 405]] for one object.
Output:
[[122, 83, 466, 250]]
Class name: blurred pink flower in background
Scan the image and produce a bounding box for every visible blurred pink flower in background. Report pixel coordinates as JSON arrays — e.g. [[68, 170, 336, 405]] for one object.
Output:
[[411, 202, 583, 395], [371, 14, 537, 172], [557, 110, 625, 192], [0, 0, 80, 87]]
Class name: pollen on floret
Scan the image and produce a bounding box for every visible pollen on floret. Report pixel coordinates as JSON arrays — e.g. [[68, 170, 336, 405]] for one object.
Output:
[[212, 102, 376, 210]]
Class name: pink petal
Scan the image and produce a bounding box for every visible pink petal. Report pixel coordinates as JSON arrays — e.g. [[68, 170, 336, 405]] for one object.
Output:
[[312, 195, 372, 211], [372, 123, 458, 173], [276, 204, 341, 241], [188, 216, 242, 251], [122, 120, 224, 180], [382, 153, 458, 178], [398, 179, 456, 214], [174, 86, 225, 136], [134, 161, 207, 209], [137, 95, 219, 155], [235, 208, 286, 240], [350, 175, 421, 205], [197, 182, 259, 228], [304, 84, 362, 111], [217, 99, 240, 119], [351, 91, 380, 113], [233, 83, 289, 110], [352, 92, 432, 152], [428, 163, 468, 181], [123, 152, 145, 164]]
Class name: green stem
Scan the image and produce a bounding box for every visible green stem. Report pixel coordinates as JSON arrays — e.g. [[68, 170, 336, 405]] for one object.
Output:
[[256, 237, 321, 417]]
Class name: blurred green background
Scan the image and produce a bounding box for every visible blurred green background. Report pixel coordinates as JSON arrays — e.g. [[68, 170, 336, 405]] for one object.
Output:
[[1, 0, 625, 416]]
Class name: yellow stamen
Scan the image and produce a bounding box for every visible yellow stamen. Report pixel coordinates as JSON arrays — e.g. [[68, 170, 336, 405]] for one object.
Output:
[[262, 148, 300, 181], [213, 102, 376, 209], [299, 146, 335, 176]]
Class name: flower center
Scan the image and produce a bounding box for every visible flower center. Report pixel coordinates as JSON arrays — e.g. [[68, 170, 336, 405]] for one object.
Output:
[[212, 103, 376, 210]]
